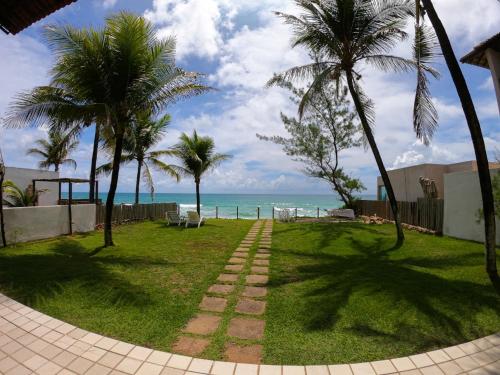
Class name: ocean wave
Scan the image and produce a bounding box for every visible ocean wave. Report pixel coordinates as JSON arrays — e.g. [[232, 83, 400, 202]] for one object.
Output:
[[180, 204, 202, 208]]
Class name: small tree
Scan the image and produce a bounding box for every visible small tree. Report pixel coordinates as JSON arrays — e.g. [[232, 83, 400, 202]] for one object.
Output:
[[258, 78, 364, 208], [27, 128, 78, 172], [170, 131, 231, 215], [0, 147, 6, 247]]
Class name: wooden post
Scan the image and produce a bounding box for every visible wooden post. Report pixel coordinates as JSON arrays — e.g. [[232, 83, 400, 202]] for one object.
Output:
[[95, 180, 99, 204], [272, 206, 274, 219], [216, 206, 218, 219], [236, 206, 239, 220], [58, 181, 62, 204], [317, 207, 320, 218], [32, 179, 36, 206], [68, 182, 73, 235], [295, 207, 298, 219], [257, 207, 260, 219]]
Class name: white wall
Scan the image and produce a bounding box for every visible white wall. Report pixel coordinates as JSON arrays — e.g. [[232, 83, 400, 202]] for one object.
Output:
[[443, 169, 500, 243], [4, 167, 59, 206], [3, 204, 96, 244]]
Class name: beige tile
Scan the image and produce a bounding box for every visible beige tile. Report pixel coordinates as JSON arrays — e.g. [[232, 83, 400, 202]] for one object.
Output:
[[36, 361, 63, 375], [111, 342, 135, 356], [80, 332, 102, 345], [161, 367, 186, 375], [260, 364, 282, 375], [443, 346, 467, 360], [10, 347, 36, 363], [305, 365, 328, 375], [282, 365, 305, 375], [189, 358, 213, 373], [350, 362, 375, 375], [115, 357, 143, 374], [426, 350, 451, 364], [67, 341, 92, 356], [419, 365, 444, 375], [67, 357, 94, 374], [99, 351, 125, 368], [235, 363, 259, 375], [211, 361, 236, 375], [95, 336, 119, 350], [86, 363, 112, 375], [167, 354, 192, 370], [470, 351, 495, 366], [437, 361, 462, 375], [0, 357, 18, 373], [391, 357, 416, 372], [129, 346, 153, 361], [81, 346, 107, 361], [147, 350, 172, 366], [24, 354, 48, 371], [458, 342, 481, 355], [52, 351, 77, 367], [327, 364, 352, 375], [370, 359, 397, 374], [136, 362, 163, 375], [5, 364, 31, 375], [472, 338, 494, 351], [409, 353, 434, 368], [454, 355, 480, 371]]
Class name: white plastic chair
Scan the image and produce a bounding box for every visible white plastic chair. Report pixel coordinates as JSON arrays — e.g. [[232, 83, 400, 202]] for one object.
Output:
[[166, 210, 185, 226], [185, 211, 205, 228]]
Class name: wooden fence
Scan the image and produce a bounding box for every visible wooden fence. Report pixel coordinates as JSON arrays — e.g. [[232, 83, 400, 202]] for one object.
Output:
[[95, 202, 177, 226], [355, 198, 444, 232]]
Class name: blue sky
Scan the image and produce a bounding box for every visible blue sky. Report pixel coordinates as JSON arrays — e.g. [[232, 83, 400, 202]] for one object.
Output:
[[0, 0, 498, 195]]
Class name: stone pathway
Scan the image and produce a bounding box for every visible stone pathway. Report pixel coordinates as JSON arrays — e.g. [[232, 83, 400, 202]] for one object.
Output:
[[0, 218, 499, 373]]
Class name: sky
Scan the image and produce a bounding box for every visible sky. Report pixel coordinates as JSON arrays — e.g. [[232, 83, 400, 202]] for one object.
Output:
[[0, 0, 498, 195]]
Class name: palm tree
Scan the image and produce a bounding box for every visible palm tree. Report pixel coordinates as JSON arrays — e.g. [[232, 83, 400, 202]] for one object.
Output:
[[170, 131, 231, 215], [2, 180, 45, 207], [270, 0, 438, 246], [416, 0, 499, 291], [98, 112, 179, 204], [27, 128, 78, 172], [6, 12, 210, 247]]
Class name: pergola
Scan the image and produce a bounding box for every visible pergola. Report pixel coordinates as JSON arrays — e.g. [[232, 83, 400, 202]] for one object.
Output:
[[0, 0, 77, 35], [32, 178, 98, 234]]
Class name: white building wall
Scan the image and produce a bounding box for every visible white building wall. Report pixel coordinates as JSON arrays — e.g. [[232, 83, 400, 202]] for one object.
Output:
[[4, 167, 59, 206], [443, 169, 500, 243]]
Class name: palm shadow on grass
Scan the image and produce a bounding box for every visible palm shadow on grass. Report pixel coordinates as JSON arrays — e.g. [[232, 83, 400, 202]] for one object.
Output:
[[0, 238, 170, 308], [270, 222, 500, 351]]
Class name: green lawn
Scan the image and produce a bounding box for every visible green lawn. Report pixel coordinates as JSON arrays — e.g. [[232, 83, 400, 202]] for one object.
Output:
[[264, 222, 500, 364], [0, 219, 253, 352]]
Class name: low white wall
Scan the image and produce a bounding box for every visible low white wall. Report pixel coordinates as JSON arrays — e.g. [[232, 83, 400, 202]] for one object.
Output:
[[3, 204, 96, 244], [4, 167, 59, 206], [443, 169, 500, 243]]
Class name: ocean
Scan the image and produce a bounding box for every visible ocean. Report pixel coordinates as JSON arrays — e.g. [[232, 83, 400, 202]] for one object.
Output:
[[66, 192, 375, 219]]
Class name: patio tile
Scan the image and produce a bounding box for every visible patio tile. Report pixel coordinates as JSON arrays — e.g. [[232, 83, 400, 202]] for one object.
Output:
[[305, 365, 329, 375], [0, 357, 18, 373], [147, 350, 172, 366], [418, 365, 444, 374], [250, 266, 269, 274], [391, 357, 416, 372], [211, 361, 236, 375], [209, 284, 235, 295], [115, 357, 143, 374], [443, 346, 467, 360], [17, 333, 37, 346], [172, 336, 210, 356], [242, 286, 267, 298], [99, 352, 125, 368], [11, 347, 36, 363], [136, 362, 163, 375], [245, 275, 268, 285], [255, 254, 270, 259], [235, 299, 266, 315], [183, 314, 222, 335], [470, 351, 496, 366], [52, 351, 77, 367], [199, 296, 228, 312], [24, 354, 48, 371], [110, 341, 135, 356], [225, 264, 244, 272], [410, 353, 434, 368], [39, 344, 63, 360], [80, 332, 102, 345], [427, 349, 451, 364], [86, 363, 112, 375], [437, 361, 463, 375], [454, 355, 480, 371], [217, 274, 239, 283], [260, 365, 282, 375], [283, 365, 305, 375], [95, 336, 119, 350], [235, 363, 258, 375], [129, 346, 153, 361], [229, 257, 246, 264], [36, 361, 63, 375], [253, 259, 269, 266], [227, 318, 265, 340], [68, 357, 94, 374], [398, 370, 422, 375], [167, 354, 192, 370], [458, 341, 481, 355], [225, 343, 262, 364], [5, 364, 31, 375], [370, 359, 397, 374], [189, 358, 213, 373], [350, 362, 375, 375]]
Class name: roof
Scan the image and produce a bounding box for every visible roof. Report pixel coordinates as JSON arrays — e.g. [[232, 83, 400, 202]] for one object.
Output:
[[0, 0, 77, 35], [32, 178, 91, 184], [461, 33, 500, 69]]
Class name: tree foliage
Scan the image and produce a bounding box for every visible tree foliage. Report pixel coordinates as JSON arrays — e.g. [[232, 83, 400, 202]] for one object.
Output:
[[258, 77, 364, 208]]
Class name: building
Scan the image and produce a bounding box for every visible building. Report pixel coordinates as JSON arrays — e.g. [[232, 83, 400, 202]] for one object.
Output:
[[4, 166, 59, 206], [461, 32, 500, 115], [376, 161, 500, 202]]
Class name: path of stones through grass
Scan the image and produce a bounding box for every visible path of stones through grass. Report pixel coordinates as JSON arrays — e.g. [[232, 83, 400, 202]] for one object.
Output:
[[172, 219, 273, 364]]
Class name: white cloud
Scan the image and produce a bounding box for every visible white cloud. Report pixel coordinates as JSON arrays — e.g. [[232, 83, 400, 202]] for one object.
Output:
[[102, 0, 117, 9]]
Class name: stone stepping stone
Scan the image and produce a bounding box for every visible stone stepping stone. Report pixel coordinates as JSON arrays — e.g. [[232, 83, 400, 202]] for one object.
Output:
[[259, 244, 271, 249], [255, 254, 270, 259], [199, 296, 227, 312], [245, 275, 268, 286], [227, 317, 265, 340], [235, 299, 266, 315], [217, 274, 238, 283], [253, 259, 269, 266], [183, 314, 221, 335], [242, 286, 267, 298], [208, 284, 235, 295], [172, 336, 210, 356], [251, 266, 269, 274], [257, 249, 270, 254], [225, 343, 262, 364], [233, 252, 248, 258], [229, 257, 246, 264], [235, 247, 250, 252], [225, 264, 244, 273]]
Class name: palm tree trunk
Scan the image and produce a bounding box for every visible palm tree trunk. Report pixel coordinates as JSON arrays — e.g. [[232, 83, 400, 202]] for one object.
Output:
[[135, 160, 142, 205], [346, 70, 404, 246], [104, 131, 124, 247], [0, 171, 6, 247], [55, 165, 59, 172], [195, 179, 201, 215], [421, 0, 499, 291], [89, 124, 100, 203]]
